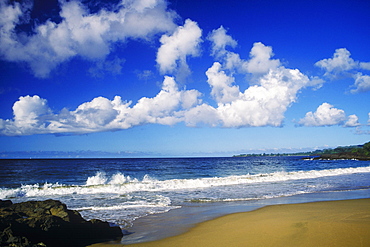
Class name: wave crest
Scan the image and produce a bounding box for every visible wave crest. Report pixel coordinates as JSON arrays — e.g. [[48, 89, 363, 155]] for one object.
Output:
[[86, 172, 140, 186], [1, 166, 369, 200]]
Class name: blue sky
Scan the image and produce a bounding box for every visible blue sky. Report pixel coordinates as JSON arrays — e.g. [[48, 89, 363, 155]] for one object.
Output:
[[0, 0, 369, 157]]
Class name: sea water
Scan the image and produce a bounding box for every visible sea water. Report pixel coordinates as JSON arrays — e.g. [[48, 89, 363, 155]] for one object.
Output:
[[0, 157, 369, 242]]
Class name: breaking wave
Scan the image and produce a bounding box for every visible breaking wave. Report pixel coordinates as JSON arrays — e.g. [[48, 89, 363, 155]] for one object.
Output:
[[1, 166, 369, 200]]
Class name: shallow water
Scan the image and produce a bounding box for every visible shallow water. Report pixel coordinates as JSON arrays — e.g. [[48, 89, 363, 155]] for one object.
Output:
[[0, 157, 369, 243], [122, 189, 370, 244]]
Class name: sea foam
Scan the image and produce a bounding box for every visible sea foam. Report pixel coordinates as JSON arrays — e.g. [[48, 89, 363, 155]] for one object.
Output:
[[1, 166, 369, 200], [85, 172, 138, 186]]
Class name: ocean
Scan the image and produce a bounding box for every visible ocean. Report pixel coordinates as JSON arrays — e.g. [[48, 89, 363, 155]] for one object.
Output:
[[1, 157, 370, 244]]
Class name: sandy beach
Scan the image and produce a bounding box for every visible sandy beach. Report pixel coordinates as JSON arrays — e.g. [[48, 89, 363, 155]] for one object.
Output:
[[90, 198, 370, 247]]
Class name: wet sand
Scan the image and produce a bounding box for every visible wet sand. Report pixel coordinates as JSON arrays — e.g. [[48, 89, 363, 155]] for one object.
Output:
[[90, 198, 370, 247]]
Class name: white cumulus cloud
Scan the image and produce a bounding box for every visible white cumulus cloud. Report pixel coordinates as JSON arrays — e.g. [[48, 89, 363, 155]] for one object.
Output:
[[156, 19, 202, 80], [0, 24, 340, 136], [344, 114, 361, 127], [207, 26, 244, 72], [298, 103, 347, 127], [184, 104, 220, 127], [11, 95, 54, 135], [351, 73, 370, 93], [208, 26, 237, 58], [243, 42, 280, 74], [315, 48, 357, 76], [200, 31, 322, 128], [0, 76, 202, 136], [184, 60, 320, 128], [206, 62, 240, 104], [208, 29, 282, 79], [185, 63, 316, 128], [315, 48, 370, 93], [0, 0, 177, 78], [213, 67, 313, 127]]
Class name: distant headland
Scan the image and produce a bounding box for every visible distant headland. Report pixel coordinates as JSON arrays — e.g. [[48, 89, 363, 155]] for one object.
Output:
[[233, 141, 370, 161]]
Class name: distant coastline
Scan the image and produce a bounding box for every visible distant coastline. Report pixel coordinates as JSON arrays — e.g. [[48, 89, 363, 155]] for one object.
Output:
[[233, 141, 370, 160]]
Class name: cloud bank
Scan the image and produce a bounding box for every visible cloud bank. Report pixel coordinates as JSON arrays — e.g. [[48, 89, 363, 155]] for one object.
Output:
[[0, 1, 368, 136], [0, 36, 323, 136], [0, 0, 177, 77], [0, 76, 201, 136]]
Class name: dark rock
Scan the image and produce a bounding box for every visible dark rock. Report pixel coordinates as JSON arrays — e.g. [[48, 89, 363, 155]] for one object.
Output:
[[0, 200, 12, 208], [0, 199, 123, 247]]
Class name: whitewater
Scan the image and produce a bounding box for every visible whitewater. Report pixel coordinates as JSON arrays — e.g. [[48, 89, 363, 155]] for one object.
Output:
[[0, 156, 369, 241]]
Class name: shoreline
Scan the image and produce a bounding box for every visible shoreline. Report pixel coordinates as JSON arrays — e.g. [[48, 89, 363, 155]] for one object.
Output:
[[122, 189, 370, 244], [125, 198, 370, 247], [89, 195, 370, 247]]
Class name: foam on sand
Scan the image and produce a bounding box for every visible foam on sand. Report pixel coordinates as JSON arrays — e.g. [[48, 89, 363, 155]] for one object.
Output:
[[92, 198, 370, 247]]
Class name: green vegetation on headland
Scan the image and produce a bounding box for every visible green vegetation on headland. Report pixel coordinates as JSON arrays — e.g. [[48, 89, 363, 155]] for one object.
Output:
[[233, 141, 370, 160]]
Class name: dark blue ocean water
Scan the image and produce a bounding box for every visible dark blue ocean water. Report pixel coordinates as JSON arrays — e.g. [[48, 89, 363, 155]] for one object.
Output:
[[1, 156, 370, 242]]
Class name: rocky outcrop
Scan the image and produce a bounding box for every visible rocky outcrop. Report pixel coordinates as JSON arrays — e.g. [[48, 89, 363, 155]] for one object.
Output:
[[313, 153, 370, 161], [0, 199, 123, 247]]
